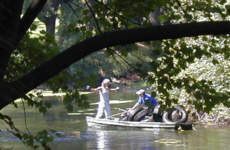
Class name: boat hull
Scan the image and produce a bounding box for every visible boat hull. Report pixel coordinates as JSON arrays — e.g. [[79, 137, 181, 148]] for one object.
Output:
[[86, 116, 181, 130]]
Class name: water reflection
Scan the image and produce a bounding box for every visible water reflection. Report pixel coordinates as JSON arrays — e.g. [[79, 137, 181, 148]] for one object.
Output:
[[84, 127, 230, 150], [96, 130, 111, 150], [85, 128, 162, 150], [2, 91, 230, 150]]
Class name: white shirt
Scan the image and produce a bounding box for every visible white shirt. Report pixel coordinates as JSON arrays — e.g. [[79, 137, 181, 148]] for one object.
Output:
[[99, 86, 110, 105]]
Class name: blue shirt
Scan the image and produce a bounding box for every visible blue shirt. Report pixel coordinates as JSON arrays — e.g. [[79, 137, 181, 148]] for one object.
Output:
[[138, 94, 158, 107]]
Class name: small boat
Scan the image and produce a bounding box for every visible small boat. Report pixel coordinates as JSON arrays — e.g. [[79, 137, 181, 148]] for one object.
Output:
[[86, 116, 192, 130]]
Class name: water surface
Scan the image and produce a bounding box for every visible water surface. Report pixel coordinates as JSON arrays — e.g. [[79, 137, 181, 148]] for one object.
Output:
[[0, 91, 230, 150]]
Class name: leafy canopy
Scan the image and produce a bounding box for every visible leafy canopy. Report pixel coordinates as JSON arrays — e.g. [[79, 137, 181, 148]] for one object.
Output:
[[2, 0, 230, 149]]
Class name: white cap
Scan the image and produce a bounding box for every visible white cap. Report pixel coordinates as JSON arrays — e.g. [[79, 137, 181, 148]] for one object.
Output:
[[102, 78, 110, 84], [136, 89, 145, 95]]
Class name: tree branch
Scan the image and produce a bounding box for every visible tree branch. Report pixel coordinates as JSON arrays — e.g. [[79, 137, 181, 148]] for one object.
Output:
[[0, 0, 24, 80], [4, 21, 230, 108], [18, 0, 47, 41], [85, 0, 102, 33]]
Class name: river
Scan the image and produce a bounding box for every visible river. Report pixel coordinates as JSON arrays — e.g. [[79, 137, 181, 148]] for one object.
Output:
[[1, 91, 230, 150]]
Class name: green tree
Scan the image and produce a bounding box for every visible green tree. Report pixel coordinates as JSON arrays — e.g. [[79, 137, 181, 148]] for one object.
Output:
[[143, 0, 230, 112], [1, 0, 230, 149]]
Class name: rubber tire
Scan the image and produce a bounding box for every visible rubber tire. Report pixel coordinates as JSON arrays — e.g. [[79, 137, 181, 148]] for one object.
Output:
[[127, 107, 143, 121], [162, 106, 187, 123], [120, 107, 143, 121], [133, 109, 149, 121]]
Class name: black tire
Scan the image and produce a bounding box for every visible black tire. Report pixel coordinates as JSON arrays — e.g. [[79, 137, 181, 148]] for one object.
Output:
[[162, 106, 187, 123], [133, 109, 149, 121]]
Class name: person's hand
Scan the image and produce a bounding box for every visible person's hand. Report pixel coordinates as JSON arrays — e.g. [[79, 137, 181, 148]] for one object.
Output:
[[115, 87, 120, 91], [127, 108, 132, 113], [86, 85, 91, 90]]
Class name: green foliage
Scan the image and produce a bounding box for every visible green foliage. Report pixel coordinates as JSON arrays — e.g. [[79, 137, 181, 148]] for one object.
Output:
[[17, 0, 230, 117], [6, 23, 59, 81], [142, 0, 230, 113], [63, 90, 89, 112], [71, 52, 113, 82], [0, 113, 52, 149], [4, 0, 230, 149]]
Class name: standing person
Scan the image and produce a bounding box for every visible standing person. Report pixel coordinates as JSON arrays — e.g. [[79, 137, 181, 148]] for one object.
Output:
[[91, 78, 119, 119], [130, 89, 159, 111]]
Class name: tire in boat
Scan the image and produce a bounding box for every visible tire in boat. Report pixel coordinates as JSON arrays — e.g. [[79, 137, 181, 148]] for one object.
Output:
[[120, 107, 143, 121], [133, 109, 149, 121], [162, 106, 187, 123]]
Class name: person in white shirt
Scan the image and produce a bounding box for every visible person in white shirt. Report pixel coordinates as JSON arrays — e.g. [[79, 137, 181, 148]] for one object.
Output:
[[91, 78, 119, 119]]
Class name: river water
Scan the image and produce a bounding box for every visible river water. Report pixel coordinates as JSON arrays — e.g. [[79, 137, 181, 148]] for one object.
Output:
[[1, 91, 230, 150]]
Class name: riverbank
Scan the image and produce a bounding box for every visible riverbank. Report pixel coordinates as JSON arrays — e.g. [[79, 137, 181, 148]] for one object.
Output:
[[32, 90, 92, 97], [14, 90, 92, 103], [187, 105, 230, 127]]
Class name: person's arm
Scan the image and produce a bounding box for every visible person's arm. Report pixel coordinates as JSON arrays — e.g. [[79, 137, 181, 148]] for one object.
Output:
[[131, 102, 140, 110], [109, 87, 120, 92], [130, 96, 143, 110], [91, 87, 102, 92]]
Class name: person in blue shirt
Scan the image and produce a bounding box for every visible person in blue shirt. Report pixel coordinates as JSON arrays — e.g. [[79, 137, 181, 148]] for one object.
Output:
[[125, 89, 160, 122], [130, 89, 159, 111]]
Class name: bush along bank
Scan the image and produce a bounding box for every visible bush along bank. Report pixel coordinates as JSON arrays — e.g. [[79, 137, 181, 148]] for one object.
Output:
[[187, 105, 230, 127]]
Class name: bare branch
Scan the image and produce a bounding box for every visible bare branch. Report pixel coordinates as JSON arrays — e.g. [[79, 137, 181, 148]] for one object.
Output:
[[85, 0, 102, 33]]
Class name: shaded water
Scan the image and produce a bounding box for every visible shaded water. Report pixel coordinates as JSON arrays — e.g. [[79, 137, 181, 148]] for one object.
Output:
[[1, 91, 230, 150]]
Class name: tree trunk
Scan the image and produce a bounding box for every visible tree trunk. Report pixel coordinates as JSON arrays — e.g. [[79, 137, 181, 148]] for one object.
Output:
[[0, 1, 23, 80], [45, 15, 57, 34], [38, 0, 61, 35]]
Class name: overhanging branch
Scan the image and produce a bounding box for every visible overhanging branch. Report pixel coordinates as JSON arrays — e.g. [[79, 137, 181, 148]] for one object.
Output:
[[10, 21, 230, 99]]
